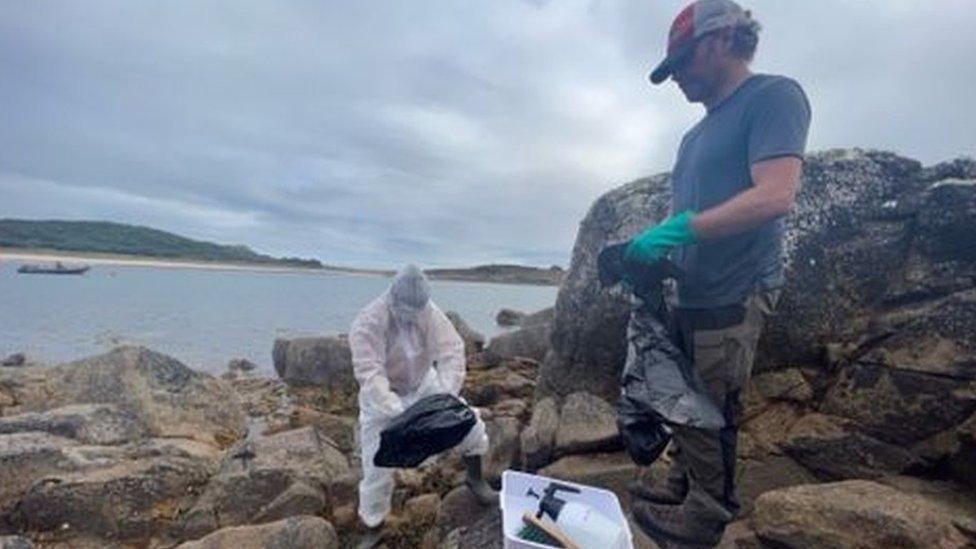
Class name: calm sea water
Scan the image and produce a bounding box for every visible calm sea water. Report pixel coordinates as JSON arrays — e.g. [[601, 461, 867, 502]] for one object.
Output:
[[0, 262, 557, 375]]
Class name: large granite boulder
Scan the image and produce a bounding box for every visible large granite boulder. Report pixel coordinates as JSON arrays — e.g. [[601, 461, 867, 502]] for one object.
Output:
[[0, 346, 245, 449], [271, 337, 357, 393], [176, 515, 338, 549], [538, 172, 671, 401]]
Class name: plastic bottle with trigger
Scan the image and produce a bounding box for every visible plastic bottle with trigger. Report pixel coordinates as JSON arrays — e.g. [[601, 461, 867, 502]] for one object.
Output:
[[529, 481, 627, 548]]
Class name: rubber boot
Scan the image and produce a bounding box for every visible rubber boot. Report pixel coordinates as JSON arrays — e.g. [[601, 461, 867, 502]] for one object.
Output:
[[353, 525, 384, 549], [463, 455, 499, 506], [628, 473, 689, 505]]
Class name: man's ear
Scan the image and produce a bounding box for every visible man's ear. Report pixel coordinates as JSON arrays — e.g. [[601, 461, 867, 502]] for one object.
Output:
[[708, 28, 734, 58]]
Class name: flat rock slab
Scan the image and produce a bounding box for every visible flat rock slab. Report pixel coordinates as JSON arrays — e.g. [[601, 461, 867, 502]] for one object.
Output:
[[752, 479, 976, 548], [0, 404, 149, 445], [176, 515, 338, 549]]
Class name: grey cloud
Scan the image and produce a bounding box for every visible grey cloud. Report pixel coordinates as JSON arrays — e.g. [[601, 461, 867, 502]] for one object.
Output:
[[1, 1, 974, 268]]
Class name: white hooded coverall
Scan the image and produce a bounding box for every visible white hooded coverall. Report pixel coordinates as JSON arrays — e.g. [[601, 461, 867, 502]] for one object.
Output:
[[350, 290, 489, 528]]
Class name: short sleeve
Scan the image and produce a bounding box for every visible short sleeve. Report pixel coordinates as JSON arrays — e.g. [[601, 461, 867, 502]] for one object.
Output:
[[747, 78, 811, 164]]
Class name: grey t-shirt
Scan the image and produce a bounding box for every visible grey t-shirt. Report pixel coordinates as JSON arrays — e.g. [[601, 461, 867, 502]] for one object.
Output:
[[671, 73, 811, 308]]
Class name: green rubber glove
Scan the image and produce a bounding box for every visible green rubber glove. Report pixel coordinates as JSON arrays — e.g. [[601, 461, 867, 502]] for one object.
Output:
[[624, 210, 697, 264]]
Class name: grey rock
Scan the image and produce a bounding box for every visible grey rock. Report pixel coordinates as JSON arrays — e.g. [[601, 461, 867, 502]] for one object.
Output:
[[484, 324, 550, 366], [495, 308, 526, 327], [271, 337, 357, 392], [0, 404, 149, 445], [251, 481, 327, 525], [0, 431, 77, 516], [538, 452, 638, 509], [537, 150, 976, 402], [450, 509, 503, 549], [484, 416, 520, 484], [184, 427, 352, 535], [433, 485, 495, 542], [0, 536, 33, 549], [752, 479, 976, 549], [782, 413, 924, 480], [821, 361, 976, 446], [14, 438, 221, 541], [735, 455, 818, 516], [227, 358, 259, 373], [0, 346, 246, 449], [539, 171, 671, 401], [1, 353, 25, 367], [445, 311, 486, 355], [175, 515, 338, 549], [521, 306, 555, 328], [519, 397, 559, 470], [747, 368, 814, 404], [554, 391, 621, 456]]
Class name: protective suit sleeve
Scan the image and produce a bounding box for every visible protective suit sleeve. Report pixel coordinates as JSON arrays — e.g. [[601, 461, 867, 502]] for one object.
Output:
[[426, 304, 466, 396], [350, 298, 403, 417]]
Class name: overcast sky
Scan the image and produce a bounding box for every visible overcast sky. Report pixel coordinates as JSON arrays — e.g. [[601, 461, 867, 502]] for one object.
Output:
[[2, 1, 974, 268]]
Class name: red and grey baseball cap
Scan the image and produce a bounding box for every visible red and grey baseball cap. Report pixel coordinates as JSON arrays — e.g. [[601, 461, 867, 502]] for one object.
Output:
[[650, 0, 752, 84]]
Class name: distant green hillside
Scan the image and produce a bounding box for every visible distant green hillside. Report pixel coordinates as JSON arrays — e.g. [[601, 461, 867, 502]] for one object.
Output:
[[0, 219, 322, 268]]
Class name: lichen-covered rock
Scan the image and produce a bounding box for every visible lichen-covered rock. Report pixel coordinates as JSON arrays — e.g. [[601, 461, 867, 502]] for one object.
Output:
[[537, 150, 976, 404], [538, 173, 670, 401]]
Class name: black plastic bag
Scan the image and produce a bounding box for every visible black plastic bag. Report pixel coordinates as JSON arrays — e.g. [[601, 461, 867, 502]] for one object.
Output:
[[373, 393, 476, 468], [598, 243, 725, 465]]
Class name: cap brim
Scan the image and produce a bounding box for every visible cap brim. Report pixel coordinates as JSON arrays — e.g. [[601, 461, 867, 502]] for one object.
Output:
[[649, 58, 674, 84], [648, 41, 694, 85]]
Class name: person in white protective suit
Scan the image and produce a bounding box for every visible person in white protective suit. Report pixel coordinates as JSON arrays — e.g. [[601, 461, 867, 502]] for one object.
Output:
[[350, 264, 497, 544]]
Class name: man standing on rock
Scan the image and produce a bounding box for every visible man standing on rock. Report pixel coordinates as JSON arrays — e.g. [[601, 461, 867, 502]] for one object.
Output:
[[349, 264, 497, 548], [627, 1, 811, 546]]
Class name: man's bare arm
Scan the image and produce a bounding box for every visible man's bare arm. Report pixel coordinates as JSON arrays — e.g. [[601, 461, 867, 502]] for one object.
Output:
[[690, 156, 802, 241]]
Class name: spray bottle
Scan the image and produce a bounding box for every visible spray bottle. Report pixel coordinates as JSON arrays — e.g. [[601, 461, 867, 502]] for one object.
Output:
[[528, 481, 627, 548]]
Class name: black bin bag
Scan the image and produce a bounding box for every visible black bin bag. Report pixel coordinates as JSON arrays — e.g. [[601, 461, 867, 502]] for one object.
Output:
[[373, 393, 476, 468], [598, 242, 725, 466]]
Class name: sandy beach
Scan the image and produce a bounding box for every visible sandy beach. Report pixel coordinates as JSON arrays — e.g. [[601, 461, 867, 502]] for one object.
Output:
[[0, 248, 385, 276]]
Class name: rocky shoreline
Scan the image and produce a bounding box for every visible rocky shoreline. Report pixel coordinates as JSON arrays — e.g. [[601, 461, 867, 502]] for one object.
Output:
[[2, 148, 975, 548]]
